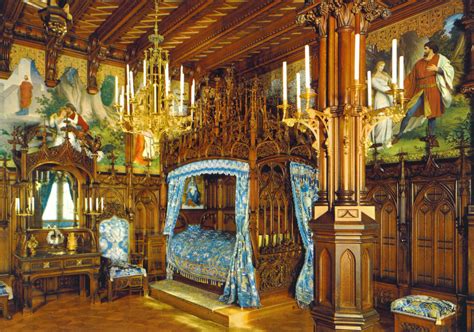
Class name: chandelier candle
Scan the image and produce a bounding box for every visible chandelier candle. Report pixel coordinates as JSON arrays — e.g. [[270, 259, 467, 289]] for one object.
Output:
[[143, 59, 147, 87], [305, 45, 310, 90], [180, 65, 184, 115], [165, 62, 170, 97], [282, 61, 288, 103]]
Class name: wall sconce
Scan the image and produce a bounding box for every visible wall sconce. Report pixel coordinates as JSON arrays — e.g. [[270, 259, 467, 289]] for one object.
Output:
[[15, 195, 34, 217], [84, 195, 104, 216]]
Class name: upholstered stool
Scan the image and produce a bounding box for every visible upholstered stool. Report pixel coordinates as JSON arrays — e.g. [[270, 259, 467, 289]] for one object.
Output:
[[0, 281, 13, 320], [391, 295, 456, 332]]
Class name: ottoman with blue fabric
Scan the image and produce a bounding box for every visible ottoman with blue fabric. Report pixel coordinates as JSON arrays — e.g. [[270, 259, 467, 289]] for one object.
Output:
[[0, 281, 13, 320], [391, 295, 456, 331]]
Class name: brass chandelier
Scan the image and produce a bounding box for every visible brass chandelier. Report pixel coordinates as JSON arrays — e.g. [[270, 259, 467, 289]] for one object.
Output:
[[114, 0, 192, 160]]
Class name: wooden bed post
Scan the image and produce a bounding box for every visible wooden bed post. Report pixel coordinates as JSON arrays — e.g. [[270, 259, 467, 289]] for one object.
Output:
[[249, 81, 259, 265]]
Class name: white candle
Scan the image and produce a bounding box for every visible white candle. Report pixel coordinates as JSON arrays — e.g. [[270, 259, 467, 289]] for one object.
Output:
[[15, 198, 20, 212], [126, 71, 130, 115], [399, 56, 404, 89], [367, 70, 372, 107], [126, 64, 130, 84], [165, 63, 170, 97], [120, 86, 125, 109], [391, 39, 397, 85], [180, 65, 184, 115], [354, 33, 360, 81], [101, 197, 104, 211], [296, 72, 302, 111], [114, 76, 118, 104], [84, 198, 88, 211], [130, 70, 135, 98], [191, 79, 195, 106], [282, 61, 288, 102], [305, 45, 311, 89], [143, 59, 147, 87], [89, 197, 92, 211]]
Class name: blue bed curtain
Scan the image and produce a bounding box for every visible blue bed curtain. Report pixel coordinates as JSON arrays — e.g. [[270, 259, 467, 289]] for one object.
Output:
[[289, 161, 319, 307], [163, 159, 260, 308]]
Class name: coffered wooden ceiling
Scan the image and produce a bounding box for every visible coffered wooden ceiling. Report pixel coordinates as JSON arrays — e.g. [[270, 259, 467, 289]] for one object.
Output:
[[5, 0, 449, 74]]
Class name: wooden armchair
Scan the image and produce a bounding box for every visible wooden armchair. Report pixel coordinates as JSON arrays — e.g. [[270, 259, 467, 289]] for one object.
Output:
[[99, 216, 148, 301]]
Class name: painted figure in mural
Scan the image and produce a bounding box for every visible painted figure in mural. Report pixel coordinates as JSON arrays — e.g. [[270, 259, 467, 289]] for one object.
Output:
[[185, 177, 201, 207], [369, 61, 394, 147], [133, 132, 154, 165], [16, 75, 34, 116], [64, 103, 89, 134], [392, 41, 455, 146]]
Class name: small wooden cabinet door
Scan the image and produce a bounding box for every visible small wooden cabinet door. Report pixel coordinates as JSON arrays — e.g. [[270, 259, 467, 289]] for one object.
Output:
[[146, 235, 166, 278]]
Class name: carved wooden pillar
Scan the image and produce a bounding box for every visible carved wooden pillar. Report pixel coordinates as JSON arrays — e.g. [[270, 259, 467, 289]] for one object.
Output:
[[299, 1, 390, 330], [87, 36, 109, 94], [0, 1, 25, 78]]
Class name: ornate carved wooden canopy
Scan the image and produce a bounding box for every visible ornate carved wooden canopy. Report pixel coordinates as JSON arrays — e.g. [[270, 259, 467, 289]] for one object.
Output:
[[1, 0, 447, 80]]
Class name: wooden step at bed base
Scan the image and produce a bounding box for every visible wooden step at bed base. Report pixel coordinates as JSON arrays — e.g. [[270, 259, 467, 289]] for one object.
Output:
[[149, 280, 300, 328]]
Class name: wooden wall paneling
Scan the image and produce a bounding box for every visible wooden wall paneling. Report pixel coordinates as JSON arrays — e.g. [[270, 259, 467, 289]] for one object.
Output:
[[367, 154, 470, 328]]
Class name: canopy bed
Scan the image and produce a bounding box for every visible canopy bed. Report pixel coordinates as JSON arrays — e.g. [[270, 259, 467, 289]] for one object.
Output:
[[161, 75, 320, 308]]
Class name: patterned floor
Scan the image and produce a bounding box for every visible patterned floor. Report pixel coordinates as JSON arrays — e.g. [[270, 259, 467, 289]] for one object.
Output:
[[0, 294, 315, 331]]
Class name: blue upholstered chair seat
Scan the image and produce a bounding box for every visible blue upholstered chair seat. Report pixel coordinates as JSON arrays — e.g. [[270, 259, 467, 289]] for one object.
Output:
[[0, 281, 13, 300], [110, 263, 147, 281], [99, 216, 148, 301], [391, 295, 456, 324]]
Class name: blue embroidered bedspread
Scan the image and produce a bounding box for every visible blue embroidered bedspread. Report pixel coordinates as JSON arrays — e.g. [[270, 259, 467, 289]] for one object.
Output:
[[168, 225, 235, 284]]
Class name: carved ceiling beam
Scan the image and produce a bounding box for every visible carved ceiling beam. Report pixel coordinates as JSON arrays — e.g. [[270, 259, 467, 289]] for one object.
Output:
[[170, 0, 287, 65], [130, 0, 217, 62], [238, 31, 316, 76], [94, 0, 152, 45], [69, 0, 95, 27], [197, 10, 300, 72], [0, 0, 26, 78]]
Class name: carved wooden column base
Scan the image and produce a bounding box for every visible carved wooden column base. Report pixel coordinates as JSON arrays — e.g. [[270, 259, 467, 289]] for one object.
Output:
[[311, 206, 379, 331]]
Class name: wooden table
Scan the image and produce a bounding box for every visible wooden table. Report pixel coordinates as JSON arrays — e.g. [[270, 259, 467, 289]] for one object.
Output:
[[14, 250, 101, 313]]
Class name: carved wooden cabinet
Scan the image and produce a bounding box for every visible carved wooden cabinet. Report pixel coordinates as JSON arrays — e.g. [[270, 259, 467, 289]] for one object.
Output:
[[144, 234, 167, 280]]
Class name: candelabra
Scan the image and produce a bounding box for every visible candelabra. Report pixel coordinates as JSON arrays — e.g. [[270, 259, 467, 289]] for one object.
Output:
[[15, 193, 34, 217], [83, 194, 104, 216], [280, 87, 331, 153]]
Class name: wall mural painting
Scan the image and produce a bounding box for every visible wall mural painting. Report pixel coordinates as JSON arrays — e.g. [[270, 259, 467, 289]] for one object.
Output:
[[366, 11, 468, 162], [0, 57, 124, 167]]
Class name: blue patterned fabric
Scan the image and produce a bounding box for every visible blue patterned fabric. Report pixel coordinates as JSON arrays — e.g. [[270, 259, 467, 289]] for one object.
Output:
[[290, 162, 319, 307], [110, 262, 147, 281], [99, 216, 129, 265], [168, 225, 235, 284], [0, 281, 13, 300], [164, 159, 260, 308], [391, 295, 456, 325], [99, 216, 146, 281]]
